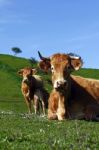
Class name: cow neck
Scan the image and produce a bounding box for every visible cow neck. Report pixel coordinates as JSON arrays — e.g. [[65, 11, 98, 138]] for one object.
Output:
[[27, 76, 36, 90], [29, 76, 43, 92], [27, 77, 35, 99], [57, 76, 71, 97]]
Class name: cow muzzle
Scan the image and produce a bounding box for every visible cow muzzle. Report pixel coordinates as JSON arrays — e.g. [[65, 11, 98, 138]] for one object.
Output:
[[54, 80, 68, 90], [23, 77, 30, 85]]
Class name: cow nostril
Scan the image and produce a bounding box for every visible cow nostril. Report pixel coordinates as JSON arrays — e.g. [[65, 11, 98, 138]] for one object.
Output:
[[23, 80, 27, 83], [64, 81, 67, 86], [57, 81, 60, 87], [23, 78, 28, 83], [57, 81, 67, 87]]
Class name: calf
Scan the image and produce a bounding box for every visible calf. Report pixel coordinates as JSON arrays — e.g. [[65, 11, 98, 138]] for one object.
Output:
[[18, 67, 48, 115], [38, 51, 99, 121]]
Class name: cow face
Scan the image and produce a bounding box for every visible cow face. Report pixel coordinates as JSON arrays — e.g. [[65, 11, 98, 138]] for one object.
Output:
[[51, 54, 71, 90], [18, 67, 37, 84], [38, 51, 83, 90]]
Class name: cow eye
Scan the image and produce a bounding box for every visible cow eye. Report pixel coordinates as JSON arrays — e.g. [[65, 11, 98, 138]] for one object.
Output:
[[67, 65, 71, 70], [51, 66, 54, 72]]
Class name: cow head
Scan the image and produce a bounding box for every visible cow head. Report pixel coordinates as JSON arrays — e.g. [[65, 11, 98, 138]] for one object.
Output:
[[38, 51, 51, 73], [18, 67, 37, 84], [38, 51, 83, 91]]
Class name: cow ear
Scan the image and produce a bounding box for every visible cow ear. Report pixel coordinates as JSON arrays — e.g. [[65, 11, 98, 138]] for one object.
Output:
[[38, 60, 51, 73], [70, 57, 83, 71], [32, 69, 37, 75], [17, 69, 23, 75]]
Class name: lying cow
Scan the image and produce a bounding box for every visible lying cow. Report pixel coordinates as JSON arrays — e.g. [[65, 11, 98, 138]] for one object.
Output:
[[38, 51, 99, 121], [18, 67, 48, 115]]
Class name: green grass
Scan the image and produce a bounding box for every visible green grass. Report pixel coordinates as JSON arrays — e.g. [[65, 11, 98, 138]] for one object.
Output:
[[73, 68, 99, 79], [0, 54, 33, 70], [0, 114, 99, 150], [0, 54, 99, 149]]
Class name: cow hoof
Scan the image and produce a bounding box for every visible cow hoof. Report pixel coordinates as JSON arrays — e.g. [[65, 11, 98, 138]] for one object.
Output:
[[57, 115, 65, 121], [48, 114, 58, 120]]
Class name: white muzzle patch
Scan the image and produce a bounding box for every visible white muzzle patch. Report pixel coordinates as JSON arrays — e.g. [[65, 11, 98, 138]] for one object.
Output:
[[54, 79, 67, 89], [23, 76, 28, 83]]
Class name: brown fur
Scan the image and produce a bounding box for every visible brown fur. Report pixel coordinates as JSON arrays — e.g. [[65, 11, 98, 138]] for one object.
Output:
[[69, 75, 99, 120], [38, 52, 99, 121], [18, 67, 48, 115], [39, 60, 51, 73]]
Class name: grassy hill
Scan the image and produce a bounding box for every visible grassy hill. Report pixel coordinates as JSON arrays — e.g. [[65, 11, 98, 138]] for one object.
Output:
[[0, 54, 31, 95], [0, 54, 99, 149]]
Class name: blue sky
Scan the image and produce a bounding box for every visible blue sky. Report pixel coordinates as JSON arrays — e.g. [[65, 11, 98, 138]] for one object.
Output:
[[0, 0, 99, 68]]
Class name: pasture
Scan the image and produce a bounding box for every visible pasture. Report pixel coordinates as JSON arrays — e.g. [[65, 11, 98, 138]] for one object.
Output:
[[0, 54, 99, 149]]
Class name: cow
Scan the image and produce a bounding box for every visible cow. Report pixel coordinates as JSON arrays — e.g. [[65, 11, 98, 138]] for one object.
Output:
[[18, 67, 49, 115], [38, 51, 99, 121]]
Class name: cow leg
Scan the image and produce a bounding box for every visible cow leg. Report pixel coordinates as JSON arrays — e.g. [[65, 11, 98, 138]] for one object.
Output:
[[57, 96, 66, 121], [57, 98, 66, 120], [48, 95, 66, 120], [41, 100, 46, 116], [48, 99, 58, 120], [57, 107, 65, 120], [24, 96, 32, 114], [48, 92, 58, 120], [48, 109, 58, 120], [33, 95, 39, 114]]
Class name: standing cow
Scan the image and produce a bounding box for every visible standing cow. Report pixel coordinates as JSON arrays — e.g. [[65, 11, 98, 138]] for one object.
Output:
[[38, 51, 99, 121], [18, 67, 48, 115]]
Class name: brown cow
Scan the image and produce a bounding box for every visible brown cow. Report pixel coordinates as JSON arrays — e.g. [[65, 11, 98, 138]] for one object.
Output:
[[38, 51, 99, 121], [18, 67, 48, 115]]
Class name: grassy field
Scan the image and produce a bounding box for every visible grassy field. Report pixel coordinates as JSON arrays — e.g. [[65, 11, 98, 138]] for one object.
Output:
[[0, 54, 99, 150]]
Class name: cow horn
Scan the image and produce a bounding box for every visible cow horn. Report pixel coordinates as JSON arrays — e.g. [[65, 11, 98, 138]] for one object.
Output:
[[68, 53, 81, 60], [38, 51, 50, 61]]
